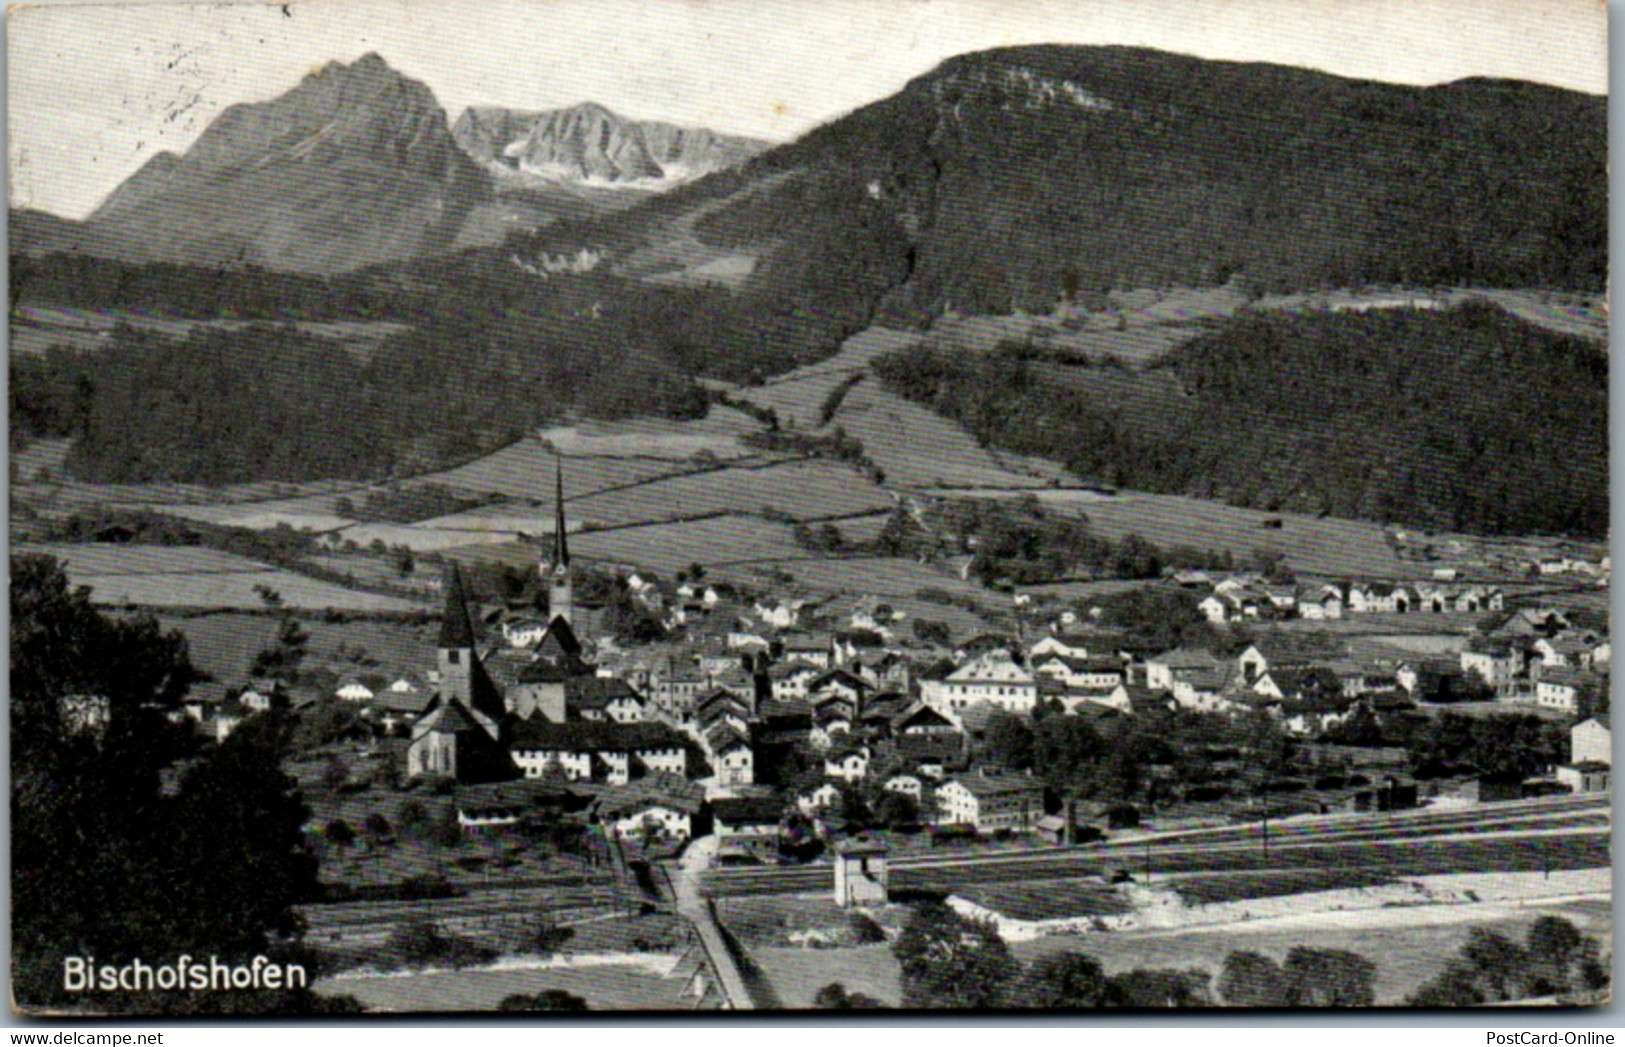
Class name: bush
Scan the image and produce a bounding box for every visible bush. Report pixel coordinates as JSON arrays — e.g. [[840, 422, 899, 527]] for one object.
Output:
[[848, 912, 887, 944], [324, 819, 356, 846]]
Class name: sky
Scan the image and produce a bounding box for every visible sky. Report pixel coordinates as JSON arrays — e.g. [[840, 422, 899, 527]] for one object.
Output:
[[6, 0, 1609, 219]]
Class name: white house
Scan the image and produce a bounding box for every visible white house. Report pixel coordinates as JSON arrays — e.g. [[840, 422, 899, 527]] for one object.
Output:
[[935, 773, 1046, 833], [824, 748, 870, 783], [920, 652, 1038, 717], [1572, 715, 1611, 765], [797, 781, 844, 815]]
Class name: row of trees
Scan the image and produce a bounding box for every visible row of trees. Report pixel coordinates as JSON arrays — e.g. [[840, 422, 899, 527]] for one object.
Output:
[[838, 903, 1607, 1008], [880, 902, 1380, 1008]]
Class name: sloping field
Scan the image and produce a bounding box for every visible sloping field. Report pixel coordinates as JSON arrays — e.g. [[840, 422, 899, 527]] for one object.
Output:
[[567, 460, 893, 528], [407, 435, 782, 503], [749, 556, 988, 604], [335, 523, 526, 554], [155, 613, 436, 687], [732, 327, 1060, 490], [569, 516, 813, 575], [933, 488, 1416, 580], [539, 408, 763, 458], [73, 570, 422, 612], [9, 306, 410, 360], [12, 438, 73, 481], [17, 542, 423, 612], [152, 499, 356, 531], [13, 542, 269, 575], [448, 514, 812, 578]]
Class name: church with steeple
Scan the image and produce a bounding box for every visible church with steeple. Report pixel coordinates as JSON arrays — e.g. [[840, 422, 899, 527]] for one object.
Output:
[[544, 457, 573, 626], [406, 563, 518, 783]]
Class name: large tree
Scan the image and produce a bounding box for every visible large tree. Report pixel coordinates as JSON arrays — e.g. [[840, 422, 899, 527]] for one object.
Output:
[[892, 902, 1019, 1008], [11, 555, 343, 1014]]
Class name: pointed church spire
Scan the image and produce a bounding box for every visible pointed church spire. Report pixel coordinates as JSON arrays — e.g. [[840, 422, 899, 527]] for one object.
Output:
[[552, 456, 570, 570], [438, 563, 476, 650]]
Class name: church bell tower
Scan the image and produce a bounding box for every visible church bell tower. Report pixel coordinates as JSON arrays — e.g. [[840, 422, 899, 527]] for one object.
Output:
[[545, 457, 573, 624]]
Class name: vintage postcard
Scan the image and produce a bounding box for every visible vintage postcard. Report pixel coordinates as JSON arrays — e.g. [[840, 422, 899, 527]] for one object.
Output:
[[7, 0, 1609, 1016]]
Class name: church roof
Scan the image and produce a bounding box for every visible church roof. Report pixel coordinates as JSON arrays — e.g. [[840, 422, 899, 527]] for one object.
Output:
[[536, 616, 585, 663], [438, 564, 478, 650]]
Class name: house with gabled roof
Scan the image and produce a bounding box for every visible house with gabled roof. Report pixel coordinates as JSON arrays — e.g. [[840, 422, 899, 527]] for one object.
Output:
[[1032, 653, 1124, 691], [508, 719, 687, 784], [935, 771, 1046, 833], [1144, 648, 1225, 692], [569, 676, 646, 723], [706, 724, 755, 786], [919, 651, 1038, 718], [824, 746, 870, 783], [594, 774, 708, 842]]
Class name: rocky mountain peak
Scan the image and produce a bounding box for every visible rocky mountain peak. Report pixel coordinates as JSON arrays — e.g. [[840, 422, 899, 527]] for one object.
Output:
[[452, 101, 769, 188]]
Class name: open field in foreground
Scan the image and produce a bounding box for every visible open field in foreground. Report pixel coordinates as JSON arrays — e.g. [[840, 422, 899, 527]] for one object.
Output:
[[316, 953, 688, 1012]]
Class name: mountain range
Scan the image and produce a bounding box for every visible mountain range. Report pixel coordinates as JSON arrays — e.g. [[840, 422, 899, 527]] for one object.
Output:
[[504, 45, 1604, 317], [12, 47, 1605, 292], [11, 56, 768, 274], [453, 102, 768, 188]]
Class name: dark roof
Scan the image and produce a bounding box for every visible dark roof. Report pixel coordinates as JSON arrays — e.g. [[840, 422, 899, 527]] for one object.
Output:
[[568, 676, 642, 709], [518, 658, 574, 684], [893, 703, 956, 731], [946, 772, 1045, 798], [438, 564, 478, 650], [808, 669, 872, 692], [420, 698, 491, 736], [591, 774, 705, 817], [704, 723, 751, 752], [711, 796, 784, 826], [536, 616, 585, 663], [509, 719, 682, 752]]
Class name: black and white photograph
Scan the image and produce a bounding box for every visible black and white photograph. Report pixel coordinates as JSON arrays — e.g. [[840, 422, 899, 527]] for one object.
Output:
[[6, 0, 1610, 1016]]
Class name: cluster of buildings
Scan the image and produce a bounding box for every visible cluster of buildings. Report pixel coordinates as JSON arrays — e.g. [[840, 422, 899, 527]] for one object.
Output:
[[1182, 571, 1510, 624], [184, 470, 1609, 857]]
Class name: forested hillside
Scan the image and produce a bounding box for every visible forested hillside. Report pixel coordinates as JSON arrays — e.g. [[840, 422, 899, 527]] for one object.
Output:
[[11, 314, 707, 485], [874, 302, 1608, 538]]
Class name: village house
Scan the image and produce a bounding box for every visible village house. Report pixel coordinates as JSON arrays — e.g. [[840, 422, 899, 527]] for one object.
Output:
[[920, 651, 1038, 717], [1145, 648, 1226, 692], [507, 720, 688, 784], [1345, 584, 1413, 615], [1461, 644, 1528, 698], [797, 781, 844, 816], [935, 772, 1047, 833], [1296, 588, 1345, 620], [711, 796, 784, 853], [781, 632, 838, 669], [1535, 667, 1594, 714], [1029, 634, 1091, 661], [824, 747, 870, 783], [883, 773, 925, 799], [595, 775, 708, 843], [1571, 715, 1611, 765], [707, 725, 755, 787], [570, 676, 647, 723], [1031, 654, 1125, 691]]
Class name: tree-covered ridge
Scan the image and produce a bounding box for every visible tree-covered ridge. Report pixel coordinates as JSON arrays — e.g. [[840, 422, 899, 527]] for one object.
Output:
[[11, 309, 707, 485], [874, 302, 1608, 538]]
